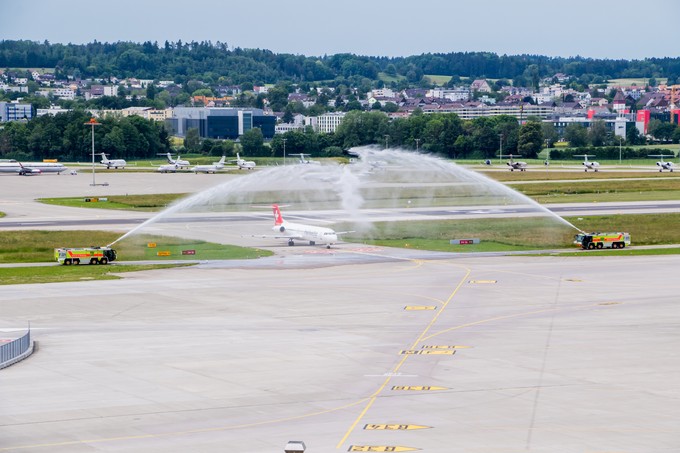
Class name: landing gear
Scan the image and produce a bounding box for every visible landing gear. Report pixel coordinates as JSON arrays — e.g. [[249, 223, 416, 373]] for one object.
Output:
[[288, 239, 295, 246], [326, 244, 331, 249], [309, 241, 316, 246]]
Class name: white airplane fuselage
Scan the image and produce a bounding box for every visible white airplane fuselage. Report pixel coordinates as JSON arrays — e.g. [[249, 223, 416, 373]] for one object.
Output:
[[0, 161, 67, 174], [273, 221, 338, 247], [99, 154, 126, 169]]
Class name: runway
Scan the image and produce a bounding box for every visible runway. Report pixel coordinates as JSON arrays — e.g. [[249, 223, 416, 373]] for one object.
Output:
[[1, 171, 679, 452]]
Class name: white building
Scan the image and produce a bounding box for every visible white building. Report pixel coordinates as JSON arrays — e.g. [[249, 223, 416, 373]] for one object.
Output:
[[314, 112, 346, 133], [54, 88, 76, 100]]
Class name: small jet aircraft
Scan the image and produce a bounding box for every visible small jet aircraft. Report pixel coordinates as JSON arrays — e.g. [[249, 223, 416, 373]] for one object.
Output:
[[155, 163, 180, 173], [98, 153, 127, 169], [160, 152, 190, 169], [191, 156, 227, 174], [259, 204, 352, 249], [499, 153, 527, 171], [649, 154, 675, 172], [574, 154, 600, 172], [290, 153, 320, 165], [0, 159, 67, 175], [231, 153, 256, 170]]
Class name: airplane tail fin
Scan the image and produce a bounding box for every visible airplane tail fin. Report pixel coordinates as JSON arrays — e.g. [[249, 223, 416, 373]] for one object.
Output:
[[272, 204, 284, 225]]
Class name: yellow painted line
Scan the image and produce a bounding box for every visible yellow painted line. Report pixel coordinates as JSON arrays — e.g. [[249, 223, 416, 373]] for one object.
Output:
[[599, 302, 621, 306], [337, 265, 471, 449], [364, 424, 431, 431], [391, 386, 449, 391], [421, 345, 471, 349], [400, 349, 456, 355], [404, 305, 437, 311], [156, 251, 171, 256], [349, 447, 421, 452], [468, 279, 497, 284]]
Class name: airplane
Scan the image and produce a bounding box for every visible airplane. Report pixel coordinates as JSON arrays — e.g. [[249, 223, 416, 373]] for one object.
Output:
[[0, 159, 67, 175], [499, 153, 527, 171], [230, 153, 256, 170], [289, 153, 320, 165], [260, 204, 352, 249], [574, 154, 600, 172], [98, 153, 127, 169], [155, 163, 180, 173], [191, 156, 227, 174], [160, 152, 190, 168], [649, 154, 675, 172]]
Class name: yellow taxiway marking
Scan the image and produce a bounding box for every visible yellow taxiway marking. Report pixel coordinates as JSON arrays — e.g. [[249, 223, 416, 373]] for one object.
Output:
[[337, 264, 472, 449], [400, 349, 456, 355], [599, 301, 621, 306], [364, 424, 431, 431], [468, 279, 497, 284], [156, 251, 171, 256], [421, 345, 471, 349], [391, 386, 449, 391], [349, 447, 421, 452], [404, 305, 437, 311]]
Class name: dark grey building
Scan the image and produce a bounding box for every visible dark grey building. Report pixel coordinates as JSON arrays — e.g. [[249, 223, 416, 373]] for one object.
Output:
[[167, 107, 276, 139]]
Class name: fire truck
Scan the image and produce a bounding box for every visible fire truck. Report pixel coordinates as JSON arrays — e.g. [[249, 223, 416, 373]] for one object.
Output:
[[54, 247, 117, 265], [574, 232, 631, 250]]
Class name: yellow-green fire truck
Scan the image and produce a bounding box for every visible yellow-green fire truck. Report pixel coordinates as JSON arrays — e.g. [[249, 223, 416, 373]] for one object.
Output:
[[574, 232, 631, 250], [54, 247, 117, 265]]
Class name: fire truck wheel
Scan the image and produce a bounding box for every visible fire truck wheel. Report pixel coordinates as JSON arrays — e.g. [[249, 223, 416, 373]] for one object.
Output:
[[73, 259, 80, 265], [596, 243, 603, 249], [64, 259, 72, 265], [90, 258, 98, 264], [100, 257, 108, 265]]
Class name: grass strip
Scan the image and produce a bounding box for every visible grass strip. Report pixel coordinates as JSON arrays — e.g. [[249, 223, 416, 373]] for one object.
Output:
[[0, 264, 193, 285]]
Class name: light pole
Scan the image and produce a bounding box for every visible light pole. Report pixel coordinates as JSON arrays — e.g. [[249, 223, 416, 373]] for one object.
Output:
[[282, 138, 287, 166], [498, 133, 504, 164], [84, 117, 101, 186], [619, 136, 623, 165], [384, 134, 389, 149], [415, 138, 420, 151]]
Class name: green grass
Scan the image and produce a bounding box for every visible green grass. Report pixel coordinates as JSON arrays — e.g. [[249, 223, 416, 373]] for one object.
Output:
[[424, 74, 452, 85], [0, 211, 5, 218], [0, 264, 193, 286], [0, 230, 272, 263], [39, 194, 187, 211], [344, 212, 680, 253], [607, 78, 667, 87], [378, 72, 406, 84]]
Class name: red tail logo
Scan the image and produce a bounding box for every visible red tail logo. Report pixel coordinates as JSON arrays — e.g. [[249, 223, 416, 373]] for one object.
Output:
[[272, 204, 283, 225]]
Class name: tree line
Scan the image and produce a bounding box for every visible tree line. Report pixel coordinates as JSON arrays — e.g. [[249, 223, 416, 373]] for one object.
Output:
[[0, 110, 170, 161], [1, 40, 678, 87]]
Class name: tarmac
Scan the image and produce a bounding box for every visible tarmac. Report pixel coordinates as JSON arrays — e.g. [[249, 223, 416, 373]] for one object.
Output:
[[0, 171, 679, 452]]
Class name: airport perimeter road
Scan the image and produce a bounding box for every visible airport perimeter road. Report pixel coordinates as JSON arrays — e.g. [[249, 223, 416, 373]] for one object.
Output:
[[1, 252, 679, 452]]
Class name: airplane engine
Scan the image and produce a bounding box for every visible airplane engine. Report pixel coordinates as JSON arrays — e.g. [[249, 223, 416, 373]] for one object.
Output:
[[657, 162, 662, 167], [279, 226, 286, 233]]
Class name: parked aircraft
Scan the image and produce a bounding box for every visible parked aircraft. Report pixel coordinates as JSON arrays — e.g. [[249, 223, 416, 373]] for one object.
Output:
[[290, 153, 320, 165], [98, 153, 126, 169], [160, 153, 190, 168], [155, 163, 180, 173], [575, 154, 600, 172], [499, 154, 527, 171], [231, 153, 256, 170], [260, 204, 352, 249], [0, 159, 67, 175], [191, 156, 227, 174], [649, 154, 675, 172]]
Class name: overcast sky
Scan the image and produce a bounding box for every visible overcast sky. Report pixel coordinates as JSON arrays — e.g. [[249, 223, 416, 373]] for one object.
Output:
[[1, 0, 677, 60]]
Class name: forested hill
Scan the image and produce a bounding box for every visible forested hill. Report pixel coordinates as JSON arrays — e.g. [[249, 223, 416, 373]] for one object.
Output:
[[1, 39, 679, 85]]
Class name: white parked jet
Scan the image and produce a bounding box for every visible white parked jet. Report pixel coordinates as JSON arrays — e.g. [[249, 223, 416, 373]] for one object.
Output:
[[98, 153, 126, 169], [290, 153, 320, 165], [155, 163, 180, 173], [575, 154, 600, 172], [649, 154, 675, 172], [262, 204, 351, 249], [231, 153, 256, 170], [0, 159, 67, 175], [191, 156, 227, 174], [160, 152, 190, 168], [500, 153, 527, 171]]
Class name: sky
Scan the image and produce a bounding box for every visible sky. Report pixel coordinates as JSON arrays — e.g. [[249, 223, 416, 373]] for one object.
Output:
[[1, 0, 678, 60]]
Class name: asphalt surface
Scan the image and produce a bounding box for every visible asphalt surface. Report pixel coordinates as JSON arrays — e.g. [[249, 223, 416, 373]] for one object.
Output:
[[1, 170, 679, 452]]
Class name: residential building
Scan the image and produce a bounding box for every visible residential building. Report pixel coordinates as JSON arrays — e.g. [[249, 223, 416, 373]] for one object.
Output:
[[470, 79, 492, 93]]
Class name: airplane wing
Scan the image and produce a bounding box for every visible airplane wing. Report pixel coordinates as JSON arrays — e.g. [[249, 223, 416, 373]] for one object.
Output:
[[335, 231, 355, 235]]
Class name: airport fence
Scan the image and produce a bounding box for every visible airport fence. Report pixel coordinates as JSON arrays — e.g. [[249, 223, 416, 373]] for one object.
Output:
[[0, 328, 33, 369]]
